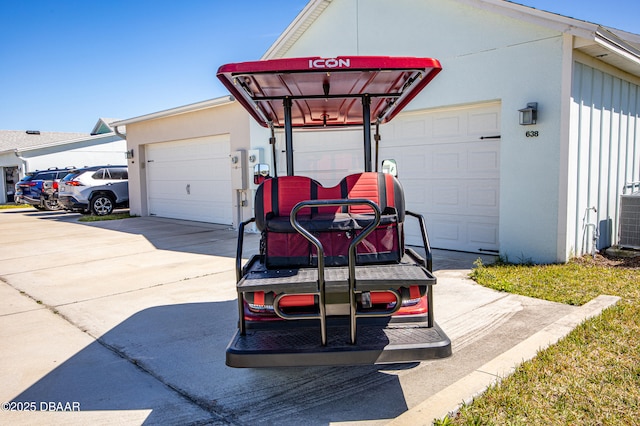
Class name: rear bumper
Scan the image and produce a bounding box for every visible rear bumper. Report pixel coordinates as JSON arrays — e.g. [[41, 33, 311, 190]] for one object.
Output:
[[226, 318, 451, 368], [21, 195, 44, 206], [58, 195, 128, 211], [57, 196, 87, 211]]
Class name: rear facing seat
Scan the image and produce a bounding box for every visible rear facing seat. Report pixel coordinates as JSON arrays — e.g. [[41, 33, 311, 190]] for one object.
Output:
[[254, 172, 405, 268]]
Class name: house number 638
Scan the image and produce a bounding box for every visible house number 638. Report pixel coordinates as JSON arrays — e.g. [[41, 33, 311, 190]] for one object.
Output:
[[525, 131, 539, 137]]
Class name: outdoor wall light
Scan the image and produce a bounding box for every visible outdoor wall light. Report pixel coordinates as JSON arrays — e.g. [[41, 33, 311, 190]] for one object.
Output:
[[125, 149, 134, 159], [518, 102, 538, 125]]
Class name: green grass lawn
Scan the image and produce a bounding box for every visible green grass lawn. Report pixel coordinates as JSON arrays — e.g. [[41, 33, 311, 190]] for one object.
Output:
[[0, 203, 33, 210], [441, 255, 640, 425], [77, 212, 134, 222]]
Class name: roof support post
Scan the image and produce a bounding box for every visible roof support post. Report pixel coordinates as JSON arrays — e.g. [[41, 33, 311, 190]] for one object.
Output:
[[284, 97, 294, 176], [374, 121, 381, 172], [269, 122, 278, 178], [362, 94, 372, 172]]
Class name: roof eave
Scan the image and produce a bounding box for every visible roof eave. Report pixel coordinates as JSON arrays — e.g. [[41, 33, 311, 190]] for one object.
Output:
[[111, 96, 235, 127], [14, 132, 121, 154], [595, 27, 640, 67], [262, 0, 333, 59]]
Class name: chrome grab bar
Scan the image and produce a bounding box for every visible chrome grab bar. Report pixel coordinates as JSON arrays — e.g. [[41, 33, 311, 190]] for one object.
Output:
[[289, 198, 383, 345], [406, 210, 434, 327], [236, 217, 256, 336]]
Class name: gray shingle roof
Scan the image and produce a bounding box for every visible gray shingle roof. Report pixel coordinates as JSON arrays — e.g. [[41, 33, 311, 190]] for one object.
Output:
[[0, 130, 89, 153], [0, 119, 121, 153]]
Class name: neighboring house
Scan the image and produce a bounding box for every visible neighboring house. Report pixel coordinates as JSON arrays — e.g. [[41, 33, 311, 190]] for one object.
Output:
[[115, 0, 640, 264], [0, 118, 127, 203]]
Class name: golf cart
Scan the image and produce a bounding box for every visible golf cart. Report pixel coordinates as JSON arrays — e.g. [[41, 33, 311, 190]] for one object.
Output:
[[217, 56, 451, 367]]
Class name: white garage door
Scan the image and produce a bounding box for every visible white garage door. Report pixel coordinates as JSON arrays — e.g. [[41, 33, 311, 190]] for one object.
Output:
[[146, 135, 232, 224], [381, 102, 501, 253], [277, 103, 500, 253], [277, 128, 363, 187]]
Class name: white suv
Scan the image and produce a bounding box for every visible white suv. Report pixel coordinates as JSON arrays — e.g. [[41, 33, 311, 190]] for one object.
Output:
[[57, 166, 129, 215]]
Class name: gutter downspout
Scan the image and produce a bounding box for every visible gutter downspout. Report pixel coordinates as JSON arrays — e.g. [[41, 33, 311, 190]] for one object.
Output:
[[14, 150, 28, 176], [112, 126, 130, 163], [113, 125, 126, 139]]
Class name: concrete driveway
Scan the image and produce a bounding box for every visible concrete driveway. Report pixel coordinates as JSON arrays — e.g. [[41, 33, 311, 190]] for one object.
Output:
[[0, 209, 617, 425]]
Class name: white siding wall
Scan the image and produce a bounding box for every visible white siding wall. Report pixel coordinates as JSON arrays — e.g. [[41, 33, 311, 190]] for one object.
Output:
[[18, 137, 127, 171], [568, 61, 640, 256]]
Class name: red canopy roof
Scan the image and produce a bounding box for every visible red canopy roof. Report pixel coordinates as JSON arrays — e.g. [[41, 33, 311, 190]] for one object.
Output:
[[216, 56, 441, 128]]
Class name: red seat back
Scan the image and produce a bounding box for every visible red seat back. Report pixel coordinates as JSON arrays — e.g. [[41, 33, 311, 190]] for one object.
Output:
[[255, 176, 319, 231], [341, 172, 405, 221]]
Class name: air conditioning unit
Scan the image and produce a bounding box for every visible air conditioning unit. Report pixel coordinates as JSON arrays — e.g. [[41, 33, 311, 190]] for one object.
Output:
[[619, 192, 640, 249]]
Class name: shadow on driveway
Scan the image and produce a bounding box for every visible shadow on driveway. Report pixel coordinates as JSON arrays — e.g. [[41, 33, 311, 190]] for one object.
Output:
[[10, 300, 417, 425], [13, 210, 493, 270]]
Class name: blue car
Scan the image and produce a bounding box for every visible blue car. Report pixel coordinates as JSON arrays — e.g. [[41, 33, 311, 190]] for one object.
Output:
[[15, 168, 74, 211]]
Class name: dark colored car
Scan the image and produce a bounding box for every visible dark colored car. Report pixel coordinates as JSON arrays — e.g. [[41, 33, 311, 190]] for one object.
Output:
[[14, 168, 74, 211], [13, 173, 35, 204]]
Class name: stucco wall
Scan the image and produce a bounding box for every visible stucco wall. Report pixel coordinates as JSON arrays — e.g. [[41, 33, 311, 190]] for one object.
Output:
[[279, 0, 568, 262]]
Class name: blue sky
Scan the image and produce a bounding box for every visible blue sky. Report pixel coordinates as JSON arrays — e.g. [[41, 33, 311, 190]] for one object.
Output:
[[1, 0, 638, 133]]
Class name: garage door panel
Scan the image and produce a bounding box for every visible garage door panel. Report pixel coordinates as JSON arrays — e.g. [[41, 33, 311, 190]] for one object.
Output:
[[468, 222, 499, 247], [400, 119, 427, 139], [402, 181, 427, 205], [429, 219, 460, 242], [149, 138, 226, 161], [148, 180, 227, 200], [296, 148, 361, 177], [385, 103, 500, 253], [469, 111, 500, 135], [433, 185, 459, 207], [285, 131, 362, 186], [469, 146, 500, 170], [211, 156, 234, 170], [150, 199, 229, 224], [468, 184, 499, 211], [432, 152, 461, 173], [433, 115, 463, 138], [406, 214, 499, 253], [146, 135, 232, 225], [180, 156, 229, 172], [149, 158, 229, 178], [398, 152, 428, 173]]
